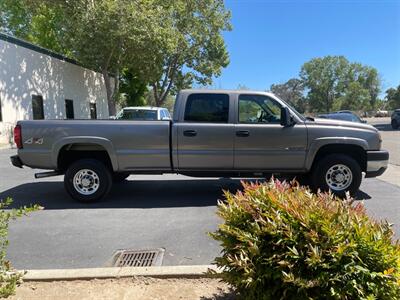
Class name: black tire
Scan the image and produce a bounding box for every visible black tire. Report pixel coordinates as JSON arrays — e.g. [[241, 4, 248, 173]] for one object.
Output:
[[392, 119, 399, 129], [112, 172, 130, 182], [311, 154, 362, 197], [64, 159, 112, 202]]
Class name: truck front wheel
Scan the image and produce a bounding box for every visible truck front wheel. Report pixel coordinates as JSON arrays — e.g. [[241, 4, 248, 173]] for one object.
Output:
[[64, 159, 112, 202], [311, 154, 362, 197]]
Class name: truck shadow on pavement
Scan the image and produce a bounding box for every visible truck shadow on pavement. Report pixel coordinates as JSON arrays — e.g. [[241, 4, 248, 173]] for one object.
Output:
[[0, 178, 371, 210]]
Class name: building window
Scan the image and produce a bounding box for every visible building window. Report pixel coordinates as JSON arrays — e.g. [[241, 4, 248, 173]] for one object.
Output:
[[32, 95, 44, 120], [0, 96, 3, 122], [65, 99, 74, 119], [90, 103, 97, 119]]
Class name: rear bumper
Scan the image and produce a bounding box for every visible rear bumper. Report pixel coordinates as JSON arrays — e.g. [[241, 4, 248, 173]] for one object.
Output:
[[365, 150, 389, 178], [10, 155, 23, 168]]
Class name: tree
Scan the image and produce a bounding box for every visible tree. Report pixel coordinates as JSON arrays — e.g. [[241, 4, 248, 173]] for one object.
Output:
[[300, 56, 348, 113], [270, 78, 306, 113], [46, 0, 177, 116], [336, 82, 369, 111], [300, 56, 380, 112], [0, 0, 68, 54], [148, 0, 231, 106], [119, 69, 148, 108], [385, 85, 400, 109], [1, 0, 232, 113]]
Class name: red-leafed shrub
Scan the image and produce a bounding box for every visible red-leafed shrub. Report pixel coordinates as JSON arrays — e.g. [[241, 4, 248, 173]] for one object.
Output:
[[211, 180, 400, 299]]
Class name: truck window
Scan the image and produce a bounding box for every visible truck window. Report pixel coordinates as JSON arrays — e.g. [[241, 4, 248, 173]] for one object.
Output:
[[239, 94, 281, 124], [184, 93, 229, 123]]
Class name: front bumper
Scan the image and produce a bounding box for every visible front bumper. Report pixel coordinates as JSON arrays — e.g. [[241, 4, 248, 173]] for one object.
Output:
[[365, 150, 389, 178], [10, 155, 23, 168]]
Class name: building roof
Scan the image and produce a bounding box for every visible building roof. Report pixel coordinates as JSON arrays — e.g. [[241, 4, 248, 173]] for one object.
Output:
[[0, 32, 91, 71]]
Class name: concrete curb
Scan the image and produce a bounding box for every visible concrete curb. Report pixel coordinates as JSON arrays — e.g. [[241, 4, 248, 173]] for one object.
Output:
[[22, 265, 222, 281]]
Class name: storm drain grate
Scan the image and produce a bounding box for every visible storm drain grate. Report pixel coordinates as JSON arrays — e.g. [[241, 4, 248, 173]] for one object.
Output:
[[112, 248, 165, 267]]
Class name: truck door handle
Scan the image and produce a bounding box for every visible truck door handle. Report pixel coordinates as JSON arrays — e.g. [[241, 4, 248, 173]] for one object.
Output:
[[236, 130, 250, 137], [183, 130, 197, 137]]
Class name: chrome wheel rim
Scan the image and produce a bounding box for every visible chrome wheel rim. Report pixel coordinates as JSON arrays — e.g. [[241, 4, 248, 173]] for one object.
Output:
[[73, 169, 100, 195], [325, 164, 353, 191]]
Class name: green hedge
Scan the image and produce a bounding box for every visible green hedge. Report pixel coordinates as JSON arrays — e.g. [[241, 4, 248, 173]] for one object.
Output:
[[211, 180, 400, 300]]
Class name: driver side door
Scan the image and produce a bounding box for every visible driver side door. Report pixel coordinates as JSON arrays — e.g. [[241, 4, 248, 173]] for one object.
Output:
[[234, 94, 307, 171]]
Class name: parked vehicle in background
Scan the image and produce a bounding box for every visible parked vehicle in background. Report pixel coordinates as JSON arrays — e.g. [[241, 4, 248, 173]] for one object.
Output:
[[375, 109, 389, 117], [391, 109, 400, 129], [11, 89, 388, 202], [318, 112, 366, 123], [113, 107, 171, 121]]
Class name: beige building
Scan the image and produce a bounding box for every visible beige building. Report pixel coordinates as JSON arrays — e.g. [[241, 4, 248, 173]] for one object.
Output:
[[0, 33, 110, 145]]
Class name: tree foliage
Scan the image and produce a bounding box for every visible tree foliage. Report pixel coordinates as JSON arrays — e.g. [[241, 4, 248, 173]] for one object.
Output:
[[300, 56, 380, 112], [1, 0, 231, 113], [119, 69, 148, 108], [148, 0, 231, 106], [385, 85, 400, 109], [270, 78, 306, 113]]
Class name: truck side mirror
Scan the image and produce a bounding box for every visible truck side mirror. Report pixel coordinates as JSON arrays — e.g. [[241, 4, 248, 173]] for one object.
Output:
[[280, 107, 292, 127]]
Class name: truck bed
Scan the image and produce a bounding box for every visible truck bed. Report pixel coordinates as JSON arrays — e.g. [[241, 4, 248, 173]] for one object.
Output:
[[18, 120, 172, 171]]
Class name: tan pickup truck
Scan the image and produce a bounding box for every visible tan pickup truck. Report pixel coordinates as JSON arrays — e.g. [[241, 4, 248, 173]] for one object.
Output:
[[11, 89, 388, 202]]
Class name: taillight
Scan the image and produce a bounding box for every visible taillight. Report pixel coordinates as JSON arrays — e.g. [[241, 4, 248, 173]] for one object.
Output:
[[14, 125, 23, 149]]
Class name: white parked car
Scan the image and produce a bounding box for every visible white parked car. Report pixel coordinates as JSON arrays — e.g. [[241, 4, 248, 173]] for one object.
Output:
[[375, 109, 389, 117], [113, 106, 171, 121]]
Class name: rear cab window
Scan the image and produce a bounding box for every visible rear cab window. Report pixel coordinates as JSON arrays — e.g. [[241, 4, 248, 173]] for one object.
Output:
[[184, 93, 229, 123]]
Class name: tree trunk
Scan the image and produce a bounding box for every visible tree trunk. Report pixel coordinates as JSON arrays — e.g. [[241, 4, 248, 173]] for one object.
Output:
[[103, 71, 116, 116]]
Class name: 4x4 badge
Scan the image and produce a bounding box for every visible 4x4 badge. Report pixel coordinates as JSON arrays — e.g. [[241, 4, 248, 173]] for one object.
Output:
[[24, 137, 43, 145]]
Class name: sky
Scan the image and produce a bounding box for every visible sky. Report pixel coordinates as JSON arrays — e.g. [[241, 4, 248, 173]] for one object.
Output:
[[213, 0, 400, 95]]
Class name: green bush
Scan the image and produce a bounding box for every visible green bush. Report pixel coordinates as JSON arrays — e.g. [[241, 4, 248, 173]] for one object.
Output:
[[0, 198, 39, 298], [211, 180, 400, 300]]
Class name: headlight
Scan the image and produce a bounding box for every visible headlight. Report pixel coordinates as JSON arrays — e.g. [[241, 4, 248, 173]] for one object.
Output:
[[377, 131, 382, 149]]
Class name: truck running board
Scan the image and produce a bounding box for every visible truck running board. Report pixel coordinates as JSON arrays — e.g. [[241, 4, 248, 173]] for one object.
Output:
[[34, 171, 62, 179]]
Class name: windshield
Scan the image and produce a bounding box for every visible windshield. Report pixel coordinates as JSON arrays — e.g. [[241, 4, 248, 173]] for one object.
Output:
[[117, 109, 158, 120]]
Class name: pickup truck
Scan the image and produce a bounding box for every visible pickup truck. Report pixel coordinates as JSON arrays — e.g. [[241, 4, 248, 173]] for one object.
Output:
[[11, 89, 389, 202]]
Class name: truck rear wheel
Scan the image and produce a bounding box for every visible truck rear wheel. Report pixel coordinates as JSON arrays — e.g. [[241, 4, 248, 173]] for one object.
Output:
[[311, 154, 362, 197], [64, 159, 112, 202]]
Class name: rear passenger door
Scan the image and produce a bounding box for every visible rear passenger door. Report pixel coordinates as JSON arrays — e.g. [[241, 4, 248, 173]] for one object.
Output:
[[176, 93, 234, 170]]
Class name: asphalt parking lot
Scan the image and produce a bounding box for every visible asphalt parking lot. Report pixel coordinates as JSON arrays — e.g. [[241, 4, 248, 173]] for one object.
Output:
[[1, 119, 399, 270]]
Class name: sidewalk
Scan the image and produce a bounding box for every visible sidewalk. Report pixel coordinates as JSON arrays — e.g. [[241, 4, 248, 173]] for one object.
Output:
[[377, 164, 400, 187], [0, 142, 12, 150], [11, 277, 234, 300]]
